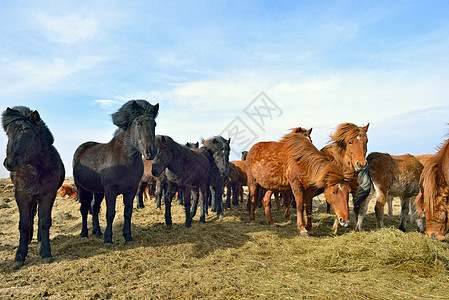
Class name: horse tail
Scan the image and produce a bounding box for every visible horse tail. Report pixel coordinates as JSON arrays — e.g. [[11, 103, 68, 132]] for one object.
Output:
[[353, 162, 372, 214]]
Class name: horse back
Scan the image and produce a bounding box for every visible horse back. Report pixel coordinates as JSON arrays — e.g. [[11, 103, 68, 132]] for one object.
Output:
[[231, 160, 247, 185], [247, 141, 291, 192]]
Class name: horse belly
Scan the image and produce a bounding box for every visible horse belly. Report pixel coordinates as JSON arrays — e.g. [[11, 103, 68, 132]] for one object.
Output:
[[251, 162, 290, 192]]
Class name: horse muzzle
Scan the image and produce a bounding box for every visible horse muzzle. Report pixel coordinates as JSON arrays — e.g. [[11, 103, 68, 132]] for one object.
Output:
[[430, 232, 446, 241], [3, 157, 18, 172], [338, 218, 350, 227], [354, 162, 366, 172], [143, 145, 157, 160]]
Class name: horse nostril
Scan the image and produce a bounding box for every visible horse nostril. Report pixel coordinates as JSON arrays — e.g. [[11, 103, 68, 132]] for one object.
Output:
[[431, 233, 437, 240]]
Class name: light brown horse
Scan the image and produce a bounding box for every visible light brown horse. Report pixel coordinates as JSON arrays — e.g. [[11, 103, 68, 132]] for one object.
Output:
[[353, 153, 424, 232], [320, 123, 369, 231], [415, 139, 449, 241], [59, 184, 78, 200], [246, 130, 351, 236]]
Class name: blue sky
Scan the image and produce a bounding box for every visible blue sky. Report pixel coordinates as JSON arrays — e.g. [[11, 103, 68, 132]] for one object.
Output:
[[1, 0, 448, 178]]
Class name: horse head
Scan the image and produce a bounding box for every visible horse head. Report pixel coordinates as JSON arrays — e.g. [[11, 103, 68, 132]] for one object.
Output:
[[112, 100, 159, 160], [151, 135, 172, 177], [323, 181, 351, 227], [331, 123, 369, 172], [2, 107, 49, 172], [202, 136, 231, 177]]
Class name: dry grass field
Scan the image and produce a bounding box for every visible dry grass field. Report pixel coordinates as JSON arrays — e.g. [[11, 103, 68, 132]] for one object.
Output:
[[1, 177, 449, 299]]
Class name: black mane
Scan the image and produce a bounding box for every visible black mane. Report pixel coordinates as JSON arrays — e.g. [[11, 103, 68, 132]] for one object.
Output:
[[112, 100, 159, 130], [2, 106, 54, 145]]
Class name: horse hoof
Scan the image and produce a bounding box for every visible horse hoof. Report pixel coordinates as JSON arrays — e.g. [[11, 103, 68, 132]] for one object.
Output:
[[42, 257, 53, 265], [286, 220, 292, 224], [13, 261, 24, 269], [104, 243, 113, 248], [125, 240, 135, 246], [218, 214, 224, 220], [300, 231, 309, 237]]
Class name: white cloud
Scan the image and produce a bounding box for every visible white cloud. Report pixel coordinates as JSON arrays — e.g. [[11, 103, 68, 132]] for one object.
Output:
[[38, 14, 100, 44]]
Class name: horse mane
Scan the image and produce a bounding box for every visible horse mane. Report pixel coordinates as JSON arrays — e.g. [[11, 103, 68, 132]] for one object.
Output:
[[418, 138, 449, 216], [2, 106, 54, 145], [281, 132, 345, 188], [112, 100, 159, 130], [201, 136, 230, 151], [329, 123, 368, 157], [279, 127, 312, 143]]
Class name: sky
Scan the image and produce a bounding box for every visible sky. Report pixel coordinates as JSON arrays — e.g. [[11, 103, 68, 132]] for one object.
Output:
[[0, 0, 448, 178]]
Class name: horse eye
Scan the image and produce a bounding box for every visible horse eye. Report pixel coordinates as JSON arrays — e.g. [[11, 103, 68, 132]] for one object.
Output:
[[332, 191, 336, 195], [348, 141, 353, 145]]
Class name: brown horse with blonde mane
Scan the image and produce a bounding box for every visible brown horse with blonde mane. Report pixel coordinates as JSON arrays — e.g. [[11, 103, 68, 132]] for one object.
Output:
[[320, 123, 369, 232], [415, 138, 449, 241], [246, 128, 351, 236]]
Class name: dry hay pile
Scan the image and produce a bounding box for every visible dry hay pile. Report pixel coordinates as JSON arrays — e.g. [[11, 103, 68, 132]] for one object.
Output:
[[1, 177, 449, 299]]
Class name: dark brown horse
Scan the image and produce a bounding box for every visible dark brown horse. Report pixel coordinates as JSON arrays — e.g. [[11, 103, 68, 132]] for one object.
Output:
[[320, 123, 369, 231], [73, 100, 159, 246], [2, 106, 65, 268], [246, 130, 351, 236], [225, 162, 241, 207], [192, 136, 231, 219], [415, 138, 449, 241], [353, 153, 424, 232], [151, 135, 210, 227]]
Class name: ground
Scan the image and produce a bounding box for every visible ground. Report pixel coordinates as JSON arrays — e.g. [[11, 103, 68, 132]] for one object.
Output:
[[0, 177, 448, 299]]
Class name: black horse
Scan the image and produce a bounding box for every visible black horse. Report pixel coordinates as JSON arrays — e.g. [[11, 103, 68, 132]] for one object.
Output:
[[151, 135, 210, 227], [73, 100, 158, 246], [2, 106, 65, 268], [191, 136, 231, 220]]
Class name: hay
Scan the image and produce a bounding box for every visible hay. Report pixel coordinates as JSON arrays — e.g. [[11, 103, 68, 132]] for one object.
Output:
[[1, 178, 449, 299]]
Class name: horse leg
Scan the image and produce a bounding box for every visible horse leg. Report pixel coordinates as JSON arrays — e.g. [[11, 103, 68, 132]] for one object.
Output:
[[225, 183, 232, 209], [304, 189, 315, 233], [387, 196, 393, 217], [122, 190, 136, 244], [232, 182, 239, 206], [136, 181, 147, 209], [374, 191, 387, 229], [282, 193, 292, 223], [190, 187, 199, 219], [31, 202, 38, 243], [164, 183, 176, 229], [78, 186, 93, 238], [199, 184, 208, 223], [274, 192, 281, 211], [291, 183, 308, 236], [183, 187, 192, 228], [248, 183, 258, 223], [14, 197, 34, 268], [263, 190, 274, 225], [214, 181, 224, 219], [92, 193, 104, 237], [398, 196, 410, 232], [211, 186, 217, 212], [103, 190, 118, 246], [409, 197, 425, 233], [38, 194, 55, 264]]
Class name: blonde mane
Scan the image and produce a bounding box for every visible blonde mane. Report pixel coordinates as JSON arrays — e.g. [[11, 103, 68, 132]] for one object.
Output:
[[281, 132, 345, 188], [329, 123, 368, 158]]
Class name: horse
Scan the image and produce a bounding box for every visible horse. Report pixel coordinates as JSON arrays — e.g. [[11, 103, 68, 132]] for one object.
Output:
[[415, 138, 449, 241], [191, 136, 231, 219], [415, 154, 433, 167], [73, 100, 159, 246], [231, 151, 249, 205], [320, 123, 369, 230], [2, 106, 65, 268], [225, 162, 241, 208], [151, 135, 210, 227], [59, 184, 78, 200], [353, 152, 424, 232], [246, 130, 351, 236], [135, 157, 158, 209]]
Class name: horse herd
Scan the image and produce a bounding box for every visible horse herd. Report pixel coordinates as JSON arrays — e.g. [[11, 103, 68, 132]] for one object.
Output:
[[2, 100, 449, 269]]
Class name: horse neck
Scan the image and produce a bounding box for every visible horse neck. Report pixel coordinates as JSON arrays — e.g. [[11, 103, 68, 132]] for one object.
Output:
[[111, 130, 141, 162], [165, 138, 194, 173]]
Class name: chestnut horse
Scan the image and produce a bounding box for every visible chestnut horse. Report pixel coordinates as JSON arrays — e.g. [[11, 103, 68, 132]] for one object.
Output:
[[320, 123, 369, 231], [135, 157, 158, 209], [415, 138, 449, 241], [2, 106, 65, 268], [246, 130, 351, 236], [353, 152, 424, 232], [73, 100, 159, 246], [59, 184, 78, 200]]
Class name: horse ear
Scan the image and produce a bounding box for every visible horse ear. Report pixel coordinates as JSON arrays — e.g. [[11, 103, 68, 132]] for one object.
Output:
[[29, 110, 41, 125], [131, 101, 139, 109], [364, 123, 370, 132], [153, 103, 159, 117], [227, 138, 231, 145], [195, 142, 199, 148], [307, 128, 313, 135]]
